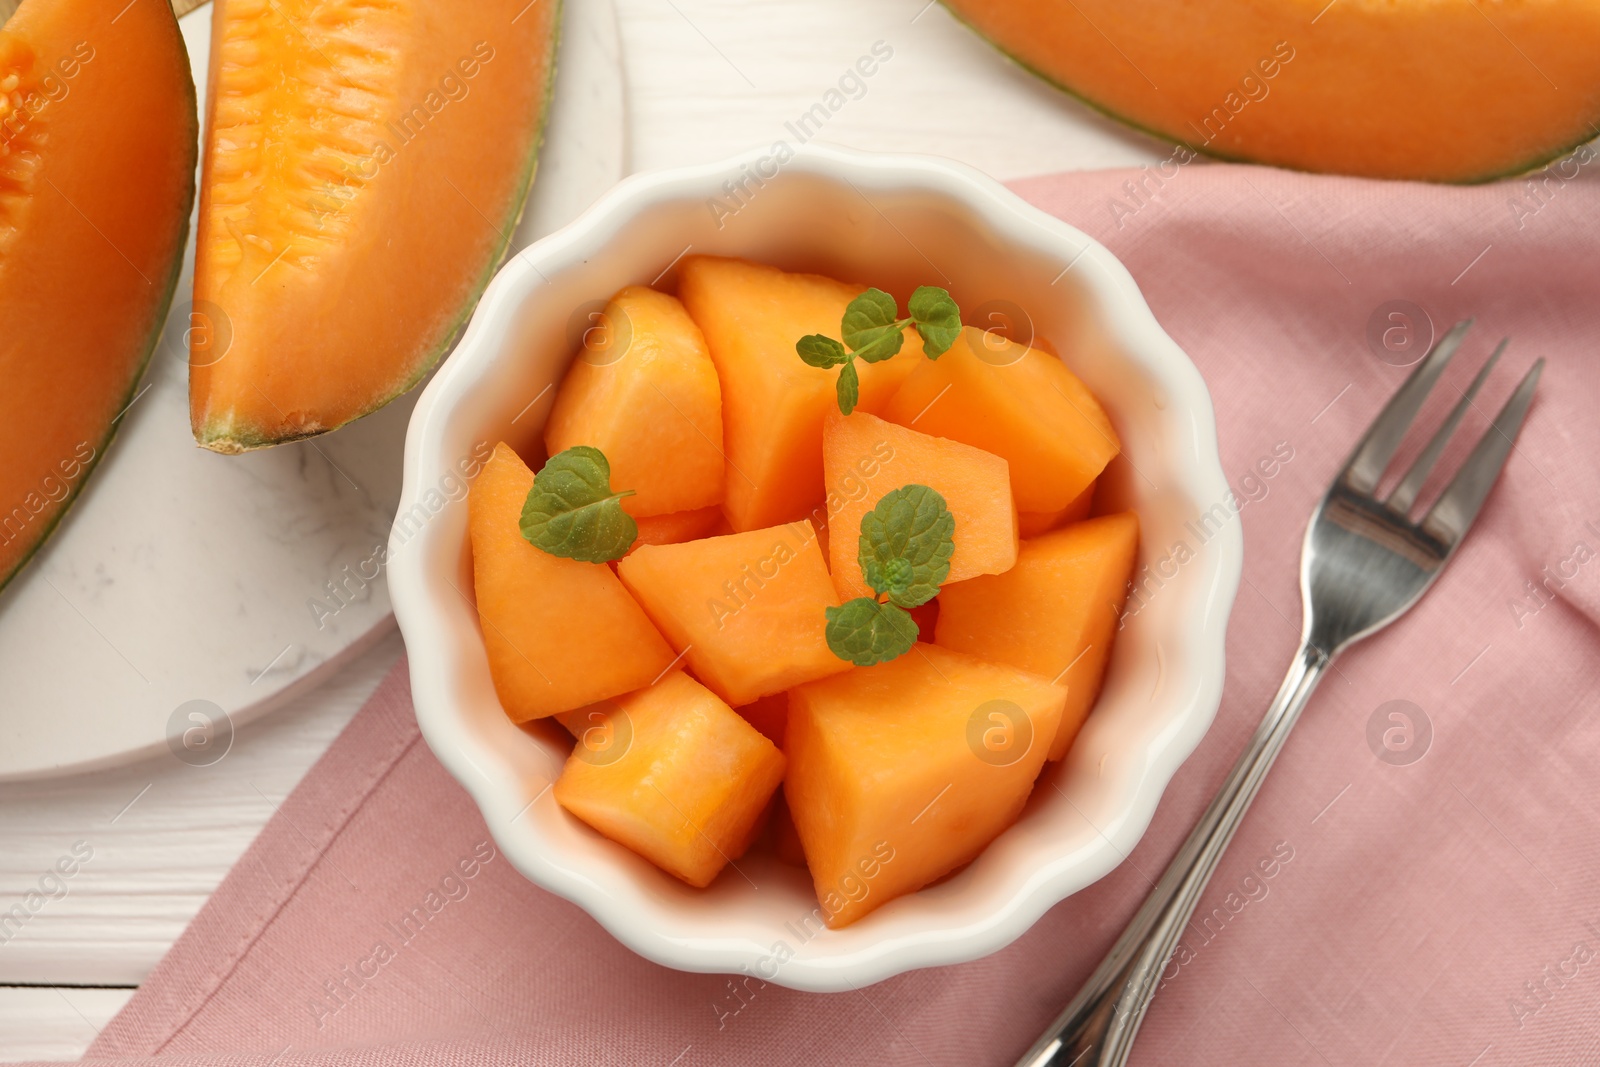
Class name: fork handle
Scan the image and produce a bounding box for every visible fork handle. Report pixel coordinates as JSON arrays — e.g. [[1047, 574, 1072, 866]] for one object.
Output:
[[1014, 641, 1331, 1067]]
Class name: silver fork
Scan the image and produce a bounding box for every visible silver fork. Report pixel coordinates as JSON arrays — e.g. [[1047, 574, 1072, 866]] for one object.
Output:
[[1015, 321, 1543, 1067]]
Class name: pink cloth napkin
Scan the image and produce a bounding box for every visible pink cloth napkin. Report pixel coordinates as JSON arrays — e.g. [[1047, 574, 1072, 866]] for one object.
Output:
[[60, 160, 1600, 1067]]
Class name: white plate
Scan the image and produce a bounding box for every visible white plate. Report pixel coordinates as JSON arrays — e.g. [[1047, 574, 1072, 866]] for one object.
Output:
[[0, 0, 625, 781]]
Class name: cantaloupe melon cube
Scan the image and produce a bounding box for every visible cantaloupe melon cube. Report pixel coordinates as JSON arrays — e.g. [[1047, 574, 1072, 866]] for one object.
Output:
[[469, 444, 676, 721], [1017, 481, 1095, 538], [630, 506, 724, 552], [936, 512, 1139, 760], [544, 286, 723, 517], [883, 326, 1119, 513], [822, 409, 1017, 601], [786, 643, 1065, 927], [735, 692, 788, 747], [677, 256, 921, 532], [616, 520, 851, 706], [553, 671, 785, 887]]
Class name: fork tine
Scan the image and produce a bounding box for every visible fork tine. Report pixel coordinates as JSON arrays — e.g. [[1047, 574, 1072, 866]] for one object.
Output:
[[1422, 358, 1544, 546], [1342, 319, 1472, 493], [1386, 338, 1507, 514]]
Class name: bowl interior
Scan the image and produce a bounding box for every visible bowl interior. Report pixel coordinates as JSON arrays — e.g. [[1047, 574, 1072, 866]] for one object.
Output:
[[394, 147, 1238, 990]]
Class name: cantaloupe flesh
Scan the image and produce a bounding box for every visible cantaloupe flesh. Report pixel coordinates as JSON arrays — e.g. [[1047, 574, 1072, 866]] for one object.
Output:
[[735, 691, 788, 748], [545, 286, 724, 517], [630, 506, 724, 552], [943, 0, 1600, 182], [469, 443, 675, 721], [0, 0, 195, 591], [553, 671, 785, 888], [189, 0, 559, 451], [676, 256, 922, 532], [616, 520, 851, 707], [786, 643, 1065, 927], [823, 409, 1017, 601], [936, 512, 1139, 760], [1017, 481, 1094, 539], [884, 327, 1118, 513]]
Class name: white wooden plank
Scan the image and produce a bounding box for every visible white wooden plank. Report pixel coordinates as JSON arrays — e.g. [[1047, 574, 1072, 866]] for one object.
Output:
[[0, 987, 133, 1062]]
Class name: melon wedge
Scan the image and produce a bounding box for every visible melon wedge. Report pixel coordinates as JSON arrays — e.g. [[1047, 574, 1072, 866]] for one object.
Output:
[[823, 409, 1017, 601], [553, 671, 785, 888], [883, 326, 1118, 513], [0, 0, 195, 591], [469, 443, 675, 721], [1017, 481, 1094, 539], [676, 256, 921, 532], [943, 0, 1600, 182], [786, 643, 1065, 927], [189, 0, 560, 451], [615, 520, 851, 706], [545, 287, 724, 518], [937, 512, 1139, 760]]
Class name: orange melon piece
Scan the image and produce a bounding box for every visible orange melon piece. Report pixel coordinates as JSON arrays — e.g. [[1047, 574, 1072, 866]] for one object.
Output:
[[615, 520, 850, 706], [944, 0, 1600, 183], [735, 692, 788, 748], [787, 643, 1065, 927], [937, 512, 1139, 760], [823, 410, 1017, 601], [883, 326, 1118, 513], [677, 256, 921, 532], [1017, 481, 1095, 538], [545, 287, 723, 517], [469, 443, 674, 721], [762, 790, 809, 868], [629, 506, 724, 552], [553, 671, 785, 888]]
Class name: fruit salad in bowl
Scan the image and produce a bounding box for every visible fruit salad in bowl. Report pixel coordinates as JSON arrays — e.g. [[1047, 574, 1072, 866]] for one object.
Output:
[[388, 143, 1241, 990]]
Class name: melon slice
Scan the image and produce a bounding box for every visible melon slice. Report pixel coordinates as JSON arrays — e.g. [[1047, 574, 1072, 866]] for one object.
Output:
[[469, 443, 675, 721], [189, 0, 559, 451], [0, 0, 195, 591], [676, 256, 921, 532], [630, 506, 724, 552], [615, 520, 851, 706], [883, 326, 1118, 513], [1017, 481, 1094, 539], [786, 643, 1065, 927], [553, 671, 785, 888], [943, 0, 1600, 182], [936, 512, 1139, 760], [545, 286, 724, 517], [822, 409, 1017, 601]]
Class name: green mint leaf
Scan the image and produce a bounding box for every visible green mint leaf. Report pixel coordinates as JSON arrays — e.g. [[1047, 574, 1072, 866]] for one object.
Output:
[[519, 446, 638, 563], [842, 288, 907, 364], [908, 286, 961, 357], [836, 359, 860, 415], [825, 598, 919, 666], [858, 484, 955, 608], [796, 334, 850, 368]]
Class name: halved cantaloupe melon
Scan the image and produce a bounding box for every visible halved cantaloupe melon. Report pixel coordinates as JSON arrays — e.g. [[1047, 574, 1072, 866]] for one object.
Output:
[[883, 326, 1118, 513], [189, 0, 559, 451], [630, 506, 725, 552], [823, 409, 1017, 601], [936, 512, 1139, 760], [1017, 481, 1094, 539], [676, 256, 922, 531], [553, 670, 785, 888], [615, 520, 851, 706], [0, 0, 195, 591], [786, 643, 1065, 927], [943, 0, 1600, 182], [469, 443, 675, 721], [545, 286, 724, 517]]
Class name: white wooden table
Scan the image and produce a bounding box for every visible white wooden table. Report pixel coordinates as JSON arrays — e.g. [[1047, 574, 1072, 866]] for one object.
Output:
[[0, 0, 1163, 1057]]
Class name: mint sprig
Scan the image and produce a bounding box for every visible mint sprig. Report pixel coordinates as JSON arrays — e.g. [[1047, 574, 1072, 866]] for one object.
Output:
[[797, 286, 962, 415], [519, 446, 637, 563], [825, 484, 956, 666]]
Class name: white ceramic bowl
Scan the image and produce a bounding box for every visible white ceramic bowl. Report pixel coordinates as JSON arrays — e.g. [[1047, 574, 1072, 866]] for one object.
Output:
[[389, 143, 1242, 991]]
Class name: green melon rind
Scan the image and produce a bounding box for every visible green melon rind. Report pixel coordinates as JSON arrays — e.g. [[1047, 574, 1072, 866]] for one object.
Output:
[[196, 0, 564, 454], [940, 0, 1600, 186], [0, 6, 198, 595]]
